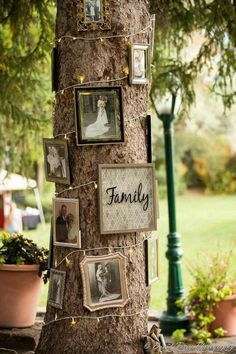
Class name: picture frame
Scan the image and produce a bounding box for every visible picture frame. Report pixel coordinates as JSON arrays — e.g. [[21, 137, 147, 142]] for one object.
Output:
[[48, 269, 66, 309], [146, 115, 152, 163], [53, 198, 81, 248], [51, 47, 58, 92], [48, 221, 54, 270], [98, 163, 158, 234], [145, 234, 159, 286], [80, 252, 128, 312], [77, 0, 111, 32], [74, 86, 124, 146], [129, 43, 151, 85], [43, 138, 71, 185]]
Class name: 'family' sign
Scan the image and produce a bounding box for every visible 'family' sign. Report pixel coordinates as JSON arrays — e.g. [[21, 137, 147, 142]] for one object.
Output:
[[98, 164, 158, 234]]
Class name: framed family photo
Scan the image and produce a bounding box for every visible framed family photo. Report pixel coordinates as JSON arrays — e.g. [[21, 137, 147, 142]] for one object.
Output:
[[129, 43, 151, 85], [53, 198, 81, 248], [98, 163, 158, 234], [145, 234, 159, 286], [48, 269, 66, 309], [77, 0, 111, 31], [80, 253, 128, 312], [43, 138, 70, 185], [74, 86, 124, 145]]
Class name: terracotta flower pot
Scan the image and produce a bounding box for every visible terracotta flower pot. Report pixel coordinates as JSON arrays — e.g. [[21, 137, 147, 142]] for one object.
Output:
[[0, 264, 43, 328], [210, 294, 236, 336]]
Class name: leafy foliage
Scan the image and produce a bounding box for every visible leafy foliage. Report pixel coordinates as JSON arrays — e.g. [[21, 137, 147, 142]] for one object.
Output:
[[173, 251, 236, 343], [0, 232, 49, 282], [0, 1, 55, 174], [150, 0, 236, 114]]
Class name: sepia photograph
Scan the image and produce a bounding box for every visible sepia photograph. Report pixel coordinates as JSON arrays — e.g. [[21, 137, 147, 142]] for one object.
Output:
[[48, 269, 66, 309], [53, 198, 81, 248], [74, 86, 124, 145], [129, 44, 150, 85], [43, 138, 70, 185], [77, 0, 111, 31], [80, 253, 128, 311]]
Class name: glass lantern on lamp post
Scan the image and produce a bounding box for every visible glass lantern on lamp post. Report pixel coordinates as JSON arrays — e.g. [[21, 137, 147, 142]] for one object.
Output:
[[155, 84, 189, 334]]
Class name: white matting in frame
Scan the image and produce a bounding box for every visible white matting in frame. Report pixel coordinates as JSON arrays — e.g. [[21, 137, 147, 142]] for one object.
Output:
[[99, 163, 158, 234], [80, 252, 128, 312]]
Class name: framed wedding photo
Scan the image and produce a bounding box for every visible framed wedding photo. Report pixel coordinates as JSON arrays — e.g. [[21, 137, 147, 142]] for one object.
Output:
[[80, 253, 128, 312], [43, 138, 71, 185], [145, 234, 159, 286], [77, 0, 111, 32], [99, 163, 158, 234], [129, 43, 151, 85], [53, 198, 81, 248], [48, 269, 66, 309], [74, 86, 124, 145]]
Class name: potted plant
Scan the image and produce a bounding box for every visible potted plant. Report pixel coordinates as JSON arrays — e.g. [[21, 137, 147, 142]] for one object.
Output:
[[173, 252, 236, 344], [0, 232, 48, 328]]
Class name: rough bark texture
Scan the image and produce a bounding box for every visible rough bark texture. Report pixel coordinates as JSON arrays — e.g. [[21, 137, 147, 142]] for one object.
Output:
[[36, 1, 151, 353]]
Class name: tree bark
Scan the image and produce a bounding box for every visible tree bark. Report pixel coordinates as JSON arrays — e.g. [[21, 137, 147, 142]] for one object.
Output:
[[36, 1, 152, 353]]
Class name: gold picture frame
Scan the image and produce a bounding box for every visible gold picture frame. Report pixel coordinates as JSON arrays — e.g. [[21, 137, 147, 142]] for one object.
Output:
[[129, 43, 151, 85], [80, 253, 129, 312], [77, 0, 111, 32], [43, 138, 71, 185], [98, 163, 158, 234], [145, 234, 159, 286]]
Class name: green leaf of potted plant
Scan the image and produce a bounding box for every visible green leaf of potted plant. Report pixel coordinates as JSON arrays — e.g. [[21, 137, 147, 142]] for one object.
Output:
[[173, 251, 236, 344], [0, 232, 49, 328]]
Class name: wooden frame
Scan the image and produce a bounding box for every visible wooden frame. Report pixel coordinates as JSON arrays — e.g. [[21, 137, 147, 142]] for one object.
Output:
[[77, 0, 111, 32], [43, 138, 71, 185], [53, 198, 81, 248], [74, 86, 124, 146], [129, 43, 151, 85], [80, 253, 128, 312], [48, 269, 66, 309], [145, 234, 159, 286], [98, 163, 158, 234]]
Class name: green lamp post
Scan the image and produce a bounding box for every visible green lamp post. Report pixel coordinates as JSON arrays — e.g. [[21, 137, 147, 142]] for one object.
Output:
[[155, 83, 189, 334]]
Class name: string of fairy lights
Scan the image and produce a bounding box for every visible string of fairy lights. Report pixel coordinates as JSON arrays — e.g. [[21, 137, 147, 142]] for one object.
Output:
[[44, 18, 156, 332]]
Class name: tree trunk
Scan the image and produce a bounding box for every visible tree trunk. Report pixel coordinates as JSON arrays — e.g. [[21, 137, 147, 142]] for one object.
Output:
[[36, 1, 152, 353]]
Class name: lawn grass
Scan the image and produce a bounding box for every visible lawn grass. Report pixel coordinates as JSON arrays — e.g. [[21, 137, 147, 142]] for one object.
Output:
[[4, 193, 236, 309]]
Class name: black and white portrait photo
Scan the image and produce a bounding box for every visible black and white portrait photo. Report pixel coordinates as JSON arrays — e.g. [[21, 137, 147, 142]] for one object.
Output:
[[43, 138, 70, 184], [85, 0, 101, 22], [80, 253, 128, 311], [48, 269, 66, 309], [74, 86, 124, 145], [129, 44, 150, 85], [77, 0, 111, 32], [53, 198, 81, 248]]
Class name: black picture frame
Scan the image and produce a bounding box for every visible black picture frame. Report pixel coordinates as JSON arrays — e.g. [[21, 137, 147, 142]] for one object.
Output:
[[146, 115, 152, 163], [74, 86, 124, 146], [51, 47, 58, 92]]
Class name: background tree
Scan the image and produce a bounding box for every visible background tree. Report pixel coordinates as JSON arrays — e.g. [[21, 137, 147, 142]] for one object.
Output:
[[36, 1, 151, 353], [0, 1, 54, 175]]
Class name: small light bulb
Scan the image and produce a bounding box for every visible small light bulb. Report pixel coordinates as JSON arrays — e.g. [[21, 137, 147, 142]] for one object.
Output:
[[129, 248, 133, 256], [94, 182, 98, 189], [71, 318, 76, 326], [64, 134, 67, 139], [61, 89, 64, 95], [66, 257, 71, 266], [122, 67, 129, 75], [58, 38, 62, 43], [108, 247, 112, 253], [73, 37, 76, 41], [100, 38, 104, 43], [69, 186, 73, 190], [97, 318, 100, 323], [79, 75, 85, 84]]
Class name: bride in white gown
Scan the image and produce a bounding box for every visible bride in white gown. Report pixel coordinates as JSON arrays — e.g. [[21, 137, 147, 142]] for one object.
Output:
[[85, 95, 109, 138]]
